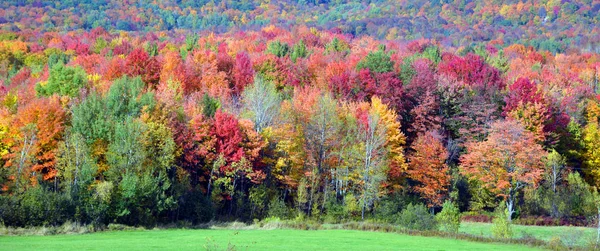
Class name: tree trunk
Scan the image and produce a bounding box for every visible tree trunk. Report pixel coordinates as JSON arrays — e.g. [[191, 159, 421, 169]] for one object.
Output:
[[506, 197, 514, 222]]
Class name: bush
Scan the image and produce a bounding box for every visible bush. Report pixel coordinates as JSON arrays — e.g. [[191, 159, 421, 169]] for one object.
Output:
[[397, 203, 437, 231], [436, 201, 460, 233], [491, 204, 513, 239], [267, 197, 289, 219], [323, 199, 344, 224], [460, 212, 493, 223], [343, 193, 360, 219]]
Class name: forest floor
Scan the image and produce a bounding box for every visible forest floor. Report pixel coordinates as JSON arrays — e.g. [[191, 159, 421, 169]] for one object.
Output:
[[0, 228, 545, 251]]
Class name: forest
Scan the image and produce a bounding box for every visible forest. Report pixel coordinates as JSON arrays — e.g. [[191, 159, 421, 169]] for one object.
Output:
[[0, 1, 599, 246]]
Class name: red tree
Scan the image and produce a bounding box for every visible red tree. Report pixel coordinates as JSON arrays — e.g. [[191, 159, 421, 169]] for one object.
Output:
[[125, 48, 161, 85], [232, 52, 254, 95]]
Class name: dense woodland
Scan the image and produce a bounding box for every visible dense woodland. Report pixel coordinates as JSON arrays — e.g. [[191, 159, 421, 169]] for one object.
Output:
[[0, 1, 600, 229], [2, 0, 600, 53]]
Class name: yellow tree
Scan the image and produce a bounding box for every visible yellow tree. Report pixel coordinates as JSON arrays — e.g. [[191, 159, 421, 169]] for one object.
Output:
[[370, 97, 407, 191], [583, 100, 600, 187], [353, 97, 407, 219]]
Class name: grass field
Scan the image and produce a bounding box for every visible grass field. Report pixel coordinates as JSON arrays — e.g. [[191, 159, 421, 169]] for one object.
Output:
[[460, 222, 597, 246], [0, 228, 543, 251]]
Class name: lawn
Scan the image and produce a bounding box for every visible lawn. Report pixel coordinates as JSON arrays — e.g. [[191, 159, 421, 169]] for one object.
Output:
[[460, 222, 597, 246], [0, 228, 542, 251]]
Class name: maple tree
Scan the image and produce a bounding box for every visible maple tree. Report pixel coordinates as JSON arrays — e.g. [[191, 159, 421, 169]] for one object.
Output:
[[407, 131, 449, 208], [0, 16, 599, 227], [125, 48, 162, 86], [460, 120, 546, 221], [5, 96, 66, 186]]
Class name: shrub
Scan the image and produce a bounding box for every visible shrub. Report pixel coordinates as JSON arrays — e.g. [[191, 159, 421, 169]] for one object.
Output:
[[436, 201, 460, 233], [491, 204, 513, 238], [397, 203, 437, 231], [323, 199, 344, 224], [343, 193, 360, 219], [267, 197, 289, 219]]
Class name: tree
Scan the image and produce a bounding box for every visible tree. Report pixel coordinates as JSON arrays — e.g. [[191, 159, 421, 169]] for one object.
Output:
[[303, 92, 341, 215], [356, 46, 394, 73], [407, 131, 449, 209], [290, 40, 308, 63], [266, 41, 289, 58], [460, 120, 546, 221], [371, 96, 407, 190], [503, 78, 545, 115], [35, 63, 87, 98], [355, 98, 390, 220], [241, 76, 281, 133], [6, 96, 66, 184], [232, 52, 254, 96], [545, 149, 566, 217], [125, 48, 161, 85], [438, 53, 504, 93], [56, 132, 97, 222], [583, 100, 600, 187], [408, 91, 442, 139], [436, 200, 460, 233]]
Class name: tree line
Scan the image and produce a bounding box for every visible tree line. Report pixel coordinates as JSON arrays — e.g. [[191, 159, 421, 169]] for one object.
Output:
[[0, 27, 599, 227]]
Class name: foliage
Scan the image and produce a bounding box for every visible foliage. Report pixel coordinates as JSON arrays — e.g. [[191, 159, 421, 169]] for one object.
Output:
[[356, 47, 394, 73], [36, 63, 87, 97], [407, 131, 449, 208], [397, 203, 437, 231], [0, 14, 599, 228], [460, 120, 546, 221], [436, 201, 460, 233], [491, 204, 513, 239]]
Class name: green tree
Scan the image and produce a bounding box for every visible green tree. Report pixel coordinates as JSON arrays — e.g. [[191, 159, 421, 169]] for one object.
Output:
[[491, 203, 513, 238], [356, 46, 394, 73], [105, 76, 155, 121], [71, 92, 111, 143], [36, 63, 87, 97], [290, 40, 308, 62], [266, 41, 289, 58], [56, 132, 98, 222], [436, 200, 460, 233], [545, 149, 566, 218]]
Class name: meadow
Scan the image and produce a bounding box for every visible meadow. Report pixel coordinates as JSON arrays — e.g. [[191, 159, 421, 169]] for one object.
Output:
[[460, 222, 596, 247], [0, 227, 545, 251]]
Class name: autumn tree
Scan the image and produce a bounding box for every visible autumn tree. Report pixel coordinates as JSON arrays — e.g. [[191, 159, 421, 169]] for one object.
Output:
[[583, 100, 600, 187], [354, 97, 404, 219], [125, 48, 161, 86], [5, 96, 66, 185], [460, 120, 546, 221], [545, 149, 566, 217], [241, 76, 282, 133], [232, 52, 254, 96], [303, 92, 341, 214], [407, 131, 449, 209]]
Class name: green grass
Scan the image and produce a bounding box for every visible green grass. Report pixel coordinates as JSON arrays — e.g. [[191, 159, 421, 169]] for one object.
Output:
[[460, 222, 596, 246], [0, 228, 543, 251]]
